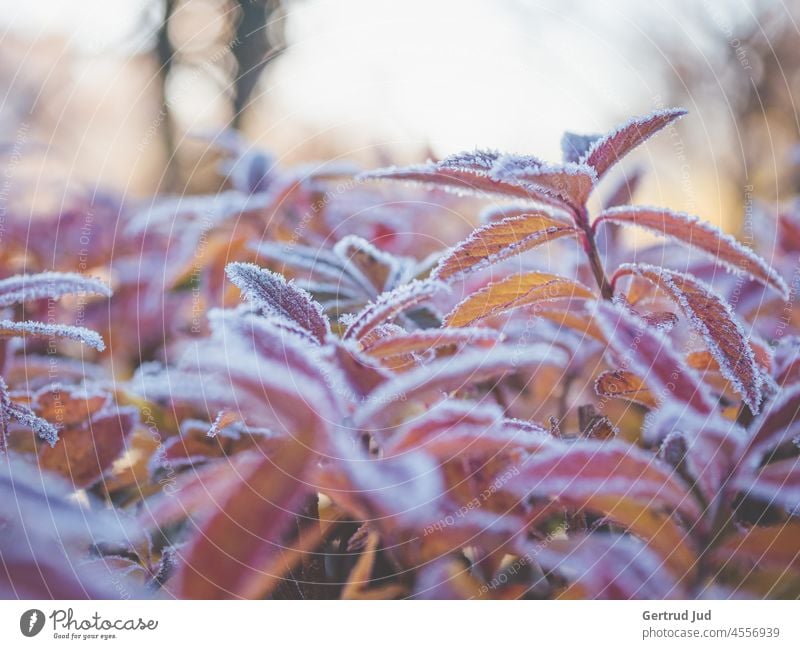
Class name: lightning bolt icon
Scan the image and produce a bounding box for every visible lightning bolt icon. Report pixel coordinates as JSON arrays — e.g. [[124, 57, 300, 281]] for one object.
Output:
[[28, 611, 38, 632]]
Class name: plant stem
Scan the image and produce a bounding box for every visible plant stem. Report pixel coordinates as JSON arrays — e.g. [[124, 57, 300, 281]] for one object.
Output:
[[576, 207, 613, 300]]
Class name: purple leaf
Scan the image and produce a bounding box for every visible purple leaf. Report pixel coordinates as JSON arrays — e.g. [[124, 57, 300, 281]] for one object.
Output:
[[0, 319, 106, 351], [225, 262, 330, 343], [0, 272, 111, 307]]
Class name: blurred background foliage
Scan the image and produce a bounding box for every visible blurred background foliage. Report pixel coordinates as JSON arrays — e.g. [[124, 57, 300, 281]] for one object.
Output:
[[0, 0, 798, 231]]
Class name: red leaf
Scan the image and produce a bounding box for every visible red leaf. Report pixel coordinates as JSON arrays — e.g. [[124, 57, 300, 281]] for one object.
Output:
[[594, 369, 658, 408], [530, 533, 687, 599], [383, 400, 548, 457], [355, 344, 568, 429], [343, 280, 445, 341], [175, 439, 316, 598], [361, 151, 575, 210], [38, 406, 138, 488], [595, 206, 788, 297], [739, 384, 800, 469], [613, 264, 763, 411], [593, 301, 715, 414], [584, 108, 687, 179], [734, 457, 800, 516], [507, 440, 701, 522], [489, 157, 597, 208]]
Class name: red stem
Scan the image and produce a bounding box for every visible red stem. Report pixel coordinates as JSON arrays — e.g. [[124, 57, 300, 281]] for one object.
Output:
[[575, 207, 613, 300]]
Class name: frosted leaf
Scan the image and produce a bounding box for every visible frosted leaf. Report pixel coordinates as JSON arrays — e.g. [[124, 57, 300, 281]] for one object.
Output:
[[773, 336, 800, 386], [432, 213, 578, 282], [532, 533, 686, 599], [0, 272, 111, 307], [320, 432, 448, 533], [344, 280, 446, 341], [444, 271, 595, 327], [645, 403, 745, 505], [733, 457, 800, 517], [355, 343, 568, 428], [253, 241, 373, 297], [490, 157, 597, 207], [362, 327, 501, 358], [5, 401, 59, 446], [225, 262, 330, 343], [595, 205, 789, 298], [593, 300, 715, 414], [359, 156, 566, 208], [439, 149, 505, 171], [583, 107, 687, 178], [0, 377, 10, 452], [131, 361, 235, 409], [739, 383, 800, 469], [384, 399, 549, 457], [0, 319, 105, 351], [507, 439, 700, 521], [614, 263, 762, 412], [333, 235, 402, 294], [561, 131, 602, 164]]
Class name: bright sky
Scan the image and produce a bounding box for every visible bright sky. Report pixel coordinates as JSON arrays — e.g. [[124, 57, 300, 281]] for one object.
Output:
[[0, 0, 763, 222]]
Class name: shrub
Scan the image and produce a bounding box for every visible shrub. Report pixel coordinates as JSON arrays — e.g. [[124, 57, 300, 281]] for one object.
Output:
[[1, 109, 799, 599]]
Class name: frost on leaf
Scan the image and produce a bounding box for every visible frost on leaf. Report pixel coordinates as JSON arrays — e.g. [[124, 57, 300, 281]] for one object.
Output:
[[360, 154, 534, 200], [530, 533, 687, 599], [739, 383, 800, 469], [361, 150, 578, 210], [0, 320, 106, 351], [595, 206, 789, 298], [175, 437, 317, 599], [355, 343, 568, 429], [225, 262, 330, 343], [645, 403, 745, 507], [593, 301, 714, 414], [734, 458, 800, 517], [507, 439, 700, 522], [333, 235, 403, 294], [0, 457, 143, 598], [582, 108, 687, 179], [489, 157, 597, 208], [362, 327, 501, 358], [382, 399, 549, 458], [0, 271, 111, 307], [614, 264, 762, 412], [343, 280, 445, 341], [432, 214, 578, 281], [444, 272, 594, 327], [5, 401, 60, 446]]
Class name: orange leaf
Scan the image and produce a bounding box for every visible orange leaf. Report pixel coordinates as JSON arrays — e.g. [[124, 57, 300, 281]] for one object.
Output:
[[445, 272, 594, 327], [433, 214, 577, 281], [595, 370, 658, 409]]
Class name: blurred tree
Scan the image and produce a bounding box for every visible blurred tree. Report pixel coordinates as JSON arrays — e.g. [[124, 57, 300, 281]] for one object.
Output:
[[662, 1, 800, 202], [155, 0, 284, 189]]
